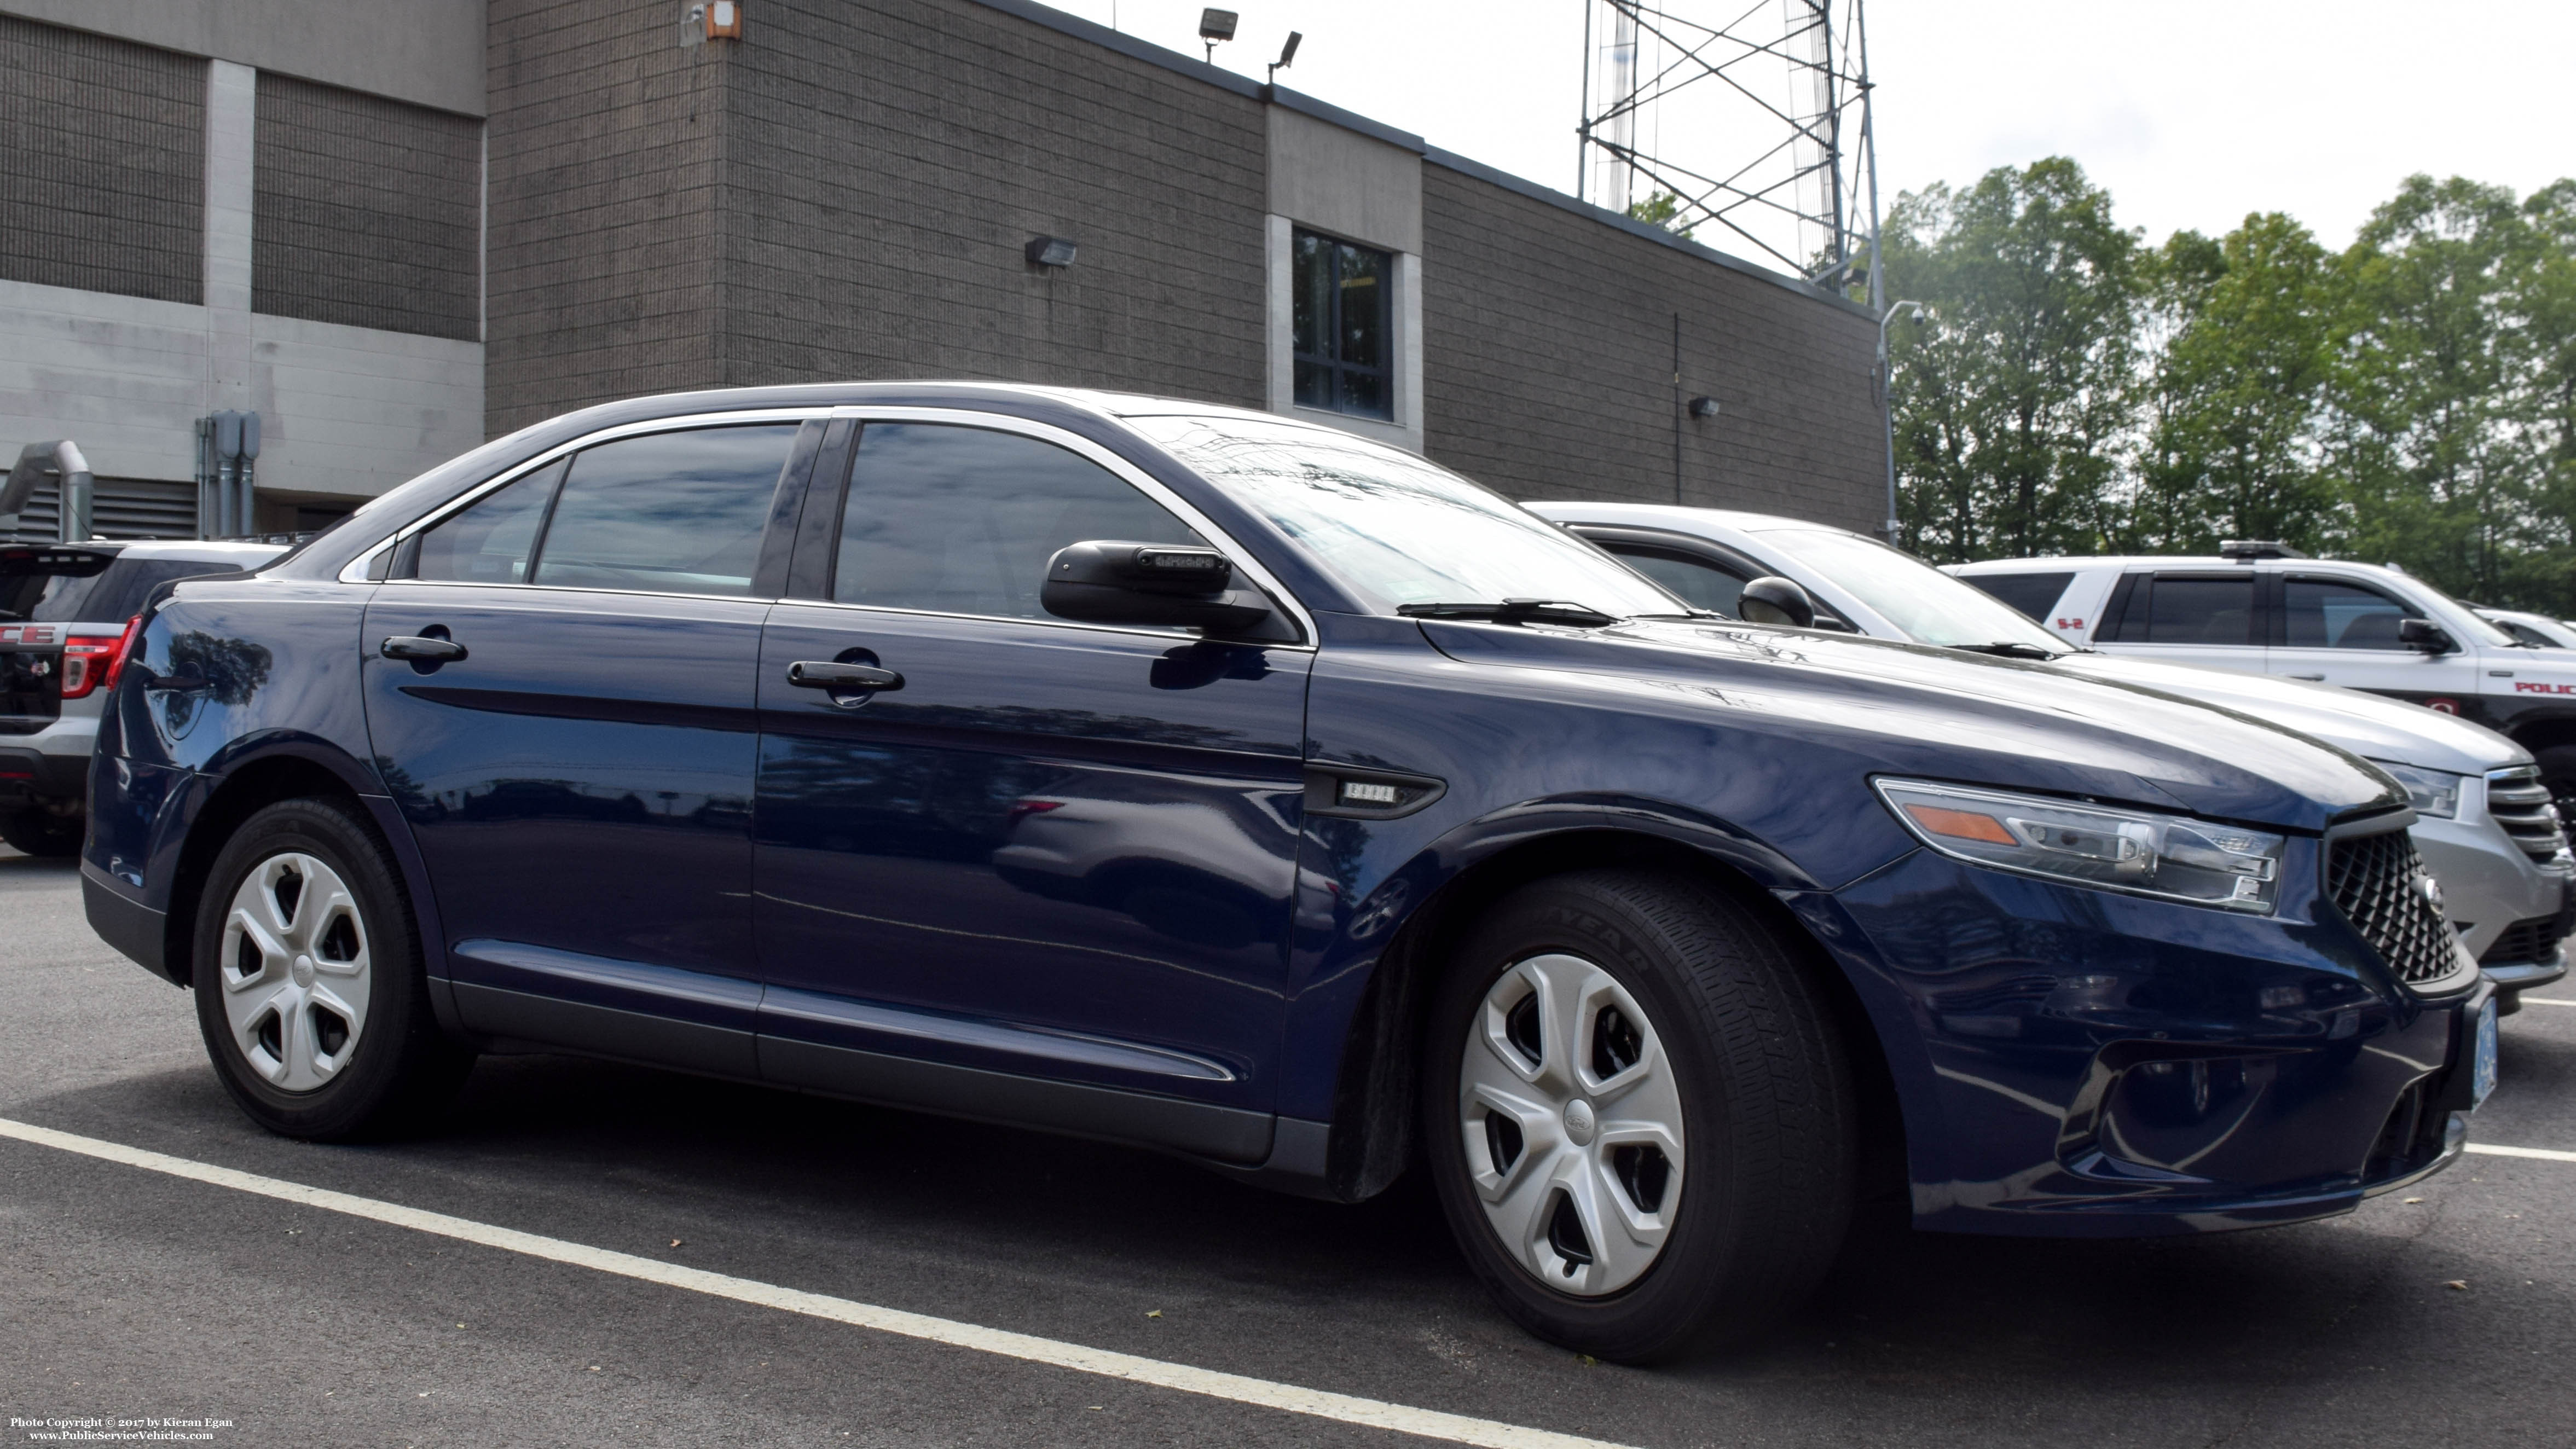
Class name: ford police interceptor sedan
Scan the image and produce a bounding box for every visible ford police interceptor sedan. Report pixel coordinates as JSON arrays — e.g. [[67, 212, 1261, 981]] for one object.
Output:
[[79, 385, 2497, 1361]]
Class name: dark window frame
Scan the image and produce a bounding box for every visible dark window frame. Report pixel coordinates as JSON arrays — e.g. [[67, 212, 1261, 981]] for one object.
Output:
[[1291, 227, 1396, 422]]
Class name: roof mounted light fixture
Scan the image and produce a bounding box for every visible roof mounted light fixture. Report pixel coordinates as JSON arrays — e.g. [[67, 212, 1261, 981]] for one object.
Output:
[[1025, 235, 1078, 268], [1268, 30, 1302, 85], [1199, 8, 1237, 64]]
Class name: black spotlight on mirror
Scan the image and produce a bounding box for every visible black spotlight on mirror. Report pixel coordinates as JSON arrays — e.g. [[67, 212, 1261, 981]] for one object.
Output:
[[1738, 576, 1817, 629]]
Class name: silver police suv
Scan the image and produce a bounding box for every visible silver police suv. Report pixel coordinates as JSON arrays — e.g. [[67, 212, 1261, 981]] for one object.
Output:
[[1, 540, 284, 855], [1527, 509, 2575, 1007]]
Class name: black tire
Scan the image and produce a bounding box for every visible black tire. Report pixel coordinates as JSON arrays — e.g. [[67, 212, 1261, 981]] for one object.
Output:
[[0, 806, 82, 857], [2535, 744, 2576, 831], [1420, 867, 1856, 1362], [191, 797, 472, 1140]]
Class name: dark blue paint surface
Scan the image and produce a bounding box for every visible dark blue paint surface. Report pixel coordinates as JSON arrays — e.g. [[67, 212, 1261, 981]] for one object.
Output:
[[85, 382, 2470, 1236]]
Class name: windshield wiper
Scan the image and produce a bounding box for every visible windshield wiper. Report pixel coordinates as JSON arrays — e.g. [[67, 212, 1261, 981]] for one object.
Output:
[[1952, 641, 2058, 659], [1398, 599, 1621, 628]]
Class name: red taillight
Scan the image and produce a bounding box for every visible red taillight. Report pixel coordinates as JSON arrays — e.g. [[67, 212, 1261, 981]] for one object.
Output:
[[61, 616, 143, 700]]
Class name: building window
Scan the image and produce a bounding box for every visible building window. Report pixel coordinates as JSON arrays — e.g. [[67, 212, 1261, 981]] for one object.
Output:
[[1292, 229, 1393, 421]]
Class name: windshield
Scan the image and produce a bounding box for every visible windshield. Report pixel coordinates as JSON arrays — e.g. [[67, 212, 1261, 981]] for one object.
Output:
[[1126, 415, 1684, 617], [1754, 528, 2071, 651]]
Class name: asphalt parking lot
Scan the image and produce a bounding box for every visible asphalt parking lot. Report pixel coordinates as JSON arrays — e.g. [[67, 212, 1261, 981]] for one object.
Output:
[[4, 841, 2574, 1448]]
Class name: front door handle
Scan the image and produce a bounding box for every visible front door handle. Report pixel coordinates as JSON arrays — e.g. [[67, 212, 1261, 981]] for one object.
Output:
[[2286, 673, 2326, 681], [788, 660, 904, 693], [380, 635, 468, 663]]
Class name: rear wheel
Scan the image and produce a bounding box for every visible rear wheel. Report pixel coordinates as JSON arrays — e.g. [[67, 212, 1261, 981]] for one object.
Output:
[[0, 805, 81, 857], [192, 797, 471, 1139], [1421, 868, 1856, 1361]]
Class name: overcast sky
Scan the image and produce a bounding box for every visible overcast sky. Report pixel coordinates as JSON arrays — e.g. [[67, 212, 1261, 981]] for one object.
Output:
[[1050, 2, 2576, 258]]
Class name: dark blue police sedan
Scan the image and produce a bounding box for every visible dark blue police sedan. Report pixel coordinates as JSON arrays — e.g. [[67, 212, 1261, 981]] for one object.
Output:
[[79, 384, 2494, 1360]]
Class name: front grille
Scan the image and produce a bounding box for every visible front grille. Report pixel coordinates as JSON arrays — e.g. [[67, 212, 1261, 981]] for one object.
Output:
[[2326, 827, 2465, 985], [2486, 767, 2568, 863]]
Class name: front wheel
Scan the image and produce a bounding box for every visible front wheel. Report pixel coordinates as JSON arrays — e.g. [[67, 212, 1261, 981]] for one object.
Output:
[[192, 797, 471, 1139], [1421, 868, 1857, 1361]]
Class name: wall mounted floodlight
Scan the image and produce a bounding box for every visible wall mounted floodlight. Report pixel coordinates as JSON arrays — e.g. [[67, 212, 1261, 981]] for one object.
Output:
[[1199, 8, 1237, 63], [1269, 31, 1302, 85], [1687, 396, 1720, 419], [705, 1, 742, 39], [1025, 236, 1078, 268]]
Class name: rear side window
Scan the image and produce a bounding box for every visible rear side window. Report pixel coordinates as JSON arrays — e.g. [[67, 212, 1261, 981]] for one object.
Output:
[[533, 426, 798, 596], [2284, 577, 2413, 650], [1601, 544, 1749, 616], [33, 558, 245, 624], [832, 423, 1202, 620], [1963, 571, 2074, 624], [2101, 574, 2255, 645], [413, 460, 561, 584]]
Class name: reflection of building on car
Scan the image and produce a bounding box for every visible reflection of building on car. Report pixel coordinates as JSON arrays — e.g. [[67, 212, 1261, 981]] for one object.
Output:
[[0, 540, 285, 856], [1527, 506, 2573, 1007], [83, 386, 2502, 1364]]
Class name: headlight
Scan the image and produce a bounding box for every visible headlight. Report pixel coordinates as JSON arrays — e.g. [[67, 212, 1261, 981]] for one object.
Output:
[[1875, 778, 2287, 914], [2367, 760, 2461, 819]]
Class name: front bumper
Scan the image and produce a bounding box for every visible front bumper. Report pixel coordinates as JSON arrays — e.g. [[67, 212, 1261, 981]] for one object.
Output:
[[1802, 847, 2489, 1237]]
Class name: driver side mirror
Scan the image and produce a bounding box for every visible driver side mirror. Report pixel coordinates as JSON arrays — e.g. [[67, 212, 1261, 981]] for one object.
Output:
[[2399, 617, 2456, 654], [1738, 576, 1817, 629], [1041, 541, 1286, 639]]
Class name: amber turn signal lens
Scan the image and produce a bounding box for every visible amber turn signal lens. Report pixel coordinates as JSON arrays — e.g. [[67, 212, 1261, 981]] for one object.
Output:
[[1902, 803, 2016, 845]]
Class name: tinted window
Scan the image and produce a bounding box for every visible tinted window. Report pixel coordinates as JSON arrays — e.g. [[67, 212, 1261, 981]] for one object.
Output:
[[32, 558, 245, 624], [413, 460, 563, 585], [2499, 619, 2561, 648], [1964, 571, 2075, 624], [2105, 575, 2254, 645], [2284, 578, 2413, 650], [532, 426, 798, 596], [833, 424, 1203, 619], [1605, 546, 1748, 616]]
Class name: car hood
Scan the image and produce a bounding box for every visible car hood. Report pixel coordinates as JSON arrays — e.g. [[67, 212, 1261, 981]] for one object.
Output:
[[1418, 618, 2403, 833], [2046, 652, 2528, 774]]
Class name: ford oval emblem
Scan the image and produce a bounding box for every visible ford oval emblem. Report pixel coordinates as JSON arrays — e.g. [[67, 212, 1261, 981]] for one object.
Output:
[[2416, 871, 2445, 913]]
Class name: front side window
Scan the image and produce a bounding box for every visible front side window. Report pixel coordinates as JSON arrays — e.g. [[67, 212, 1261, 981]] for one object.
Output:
[[1292, 229, 1393, 421], [1125, 414, 1680, 617], [1607, 546, 1749, 616], [833, 424, 1203, 621], [1963, 571, 2075, 625], [2284, 577, 2415, 650]]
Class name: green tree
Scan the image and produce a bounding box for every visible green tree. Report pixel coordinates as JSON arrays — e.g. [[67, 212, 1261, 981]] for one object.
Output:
[[1625, 189, 1695, 241], [1885, 158, 2141, 561], [2129, 213, 2341, 552], [2324, 176, 2533, 602], [2507, 179, 2576, 611]]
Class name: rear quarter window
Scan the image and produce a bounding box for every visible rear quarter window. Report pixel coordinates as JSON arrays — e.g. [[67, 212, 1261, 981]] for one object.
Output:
[[1963, 571, 2075, 624]]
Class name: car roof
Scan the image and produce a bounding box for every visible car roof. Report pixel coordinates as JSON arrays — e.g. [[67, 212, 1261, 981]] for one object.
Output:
[[102, 540, 290, 563], [1947, 555, 2406, 572], [1523, 502, 1833, 535]]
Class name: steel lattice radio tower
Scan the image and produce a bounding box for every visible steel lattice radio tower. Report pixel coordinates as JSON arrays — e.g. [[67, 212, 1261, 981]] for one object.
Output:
[[1577, 0, 1883, 308]]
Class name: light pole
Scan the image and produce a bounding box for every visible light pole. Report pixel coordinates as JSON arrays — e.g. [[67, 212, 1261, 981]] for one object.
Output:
[[1878, 299, 1924, 541]]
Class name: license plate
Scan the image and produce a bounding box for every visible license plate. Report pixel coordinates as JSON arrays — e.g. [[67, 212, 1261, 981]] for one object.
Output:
[[2470, 998, 2499, 1109]]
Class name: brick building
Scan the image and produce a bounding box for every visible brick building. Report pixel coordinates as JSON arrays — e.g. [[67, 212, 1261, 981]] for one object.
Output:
[[0, 0, 1883, 540]]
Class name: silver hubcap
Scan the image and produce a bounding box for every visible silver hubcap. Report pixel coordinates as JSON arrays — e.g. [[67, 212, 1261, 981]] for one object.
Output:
[[219, 852, 372, 1093], [1459, 953, 1686, 1296]]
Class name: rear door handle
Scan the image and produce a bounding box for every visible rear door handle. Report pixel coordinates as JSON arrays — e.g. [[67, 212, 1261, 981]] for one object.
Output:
[[2286, 673, 2325, 681], [788, 660, 904, 692], [380, 636, 468, 662]]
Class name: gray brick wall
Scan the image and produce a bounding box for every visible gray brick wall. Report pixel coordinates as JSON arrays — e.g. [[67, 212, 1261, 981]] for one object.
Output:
[[484, 0, 725, 435], [0, 14, 204, 304], [253, 73, 483, 340], [716, 0, 1267, 403], [1420, 165, 1884, 531]]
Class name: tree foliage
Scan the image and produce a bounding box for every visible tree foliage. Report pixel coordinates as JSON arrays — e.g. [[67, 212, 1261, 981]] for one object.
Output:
[[1886, 160, 2576, 612]]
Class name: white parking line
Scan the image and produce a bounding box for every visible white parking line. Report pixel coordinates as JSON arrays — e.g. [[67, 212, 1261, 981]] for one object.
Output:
[[2519, 998, 2576, 1006], [2467, 1143, 2576, 1163], [0, 1116, 1628, 1449]]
